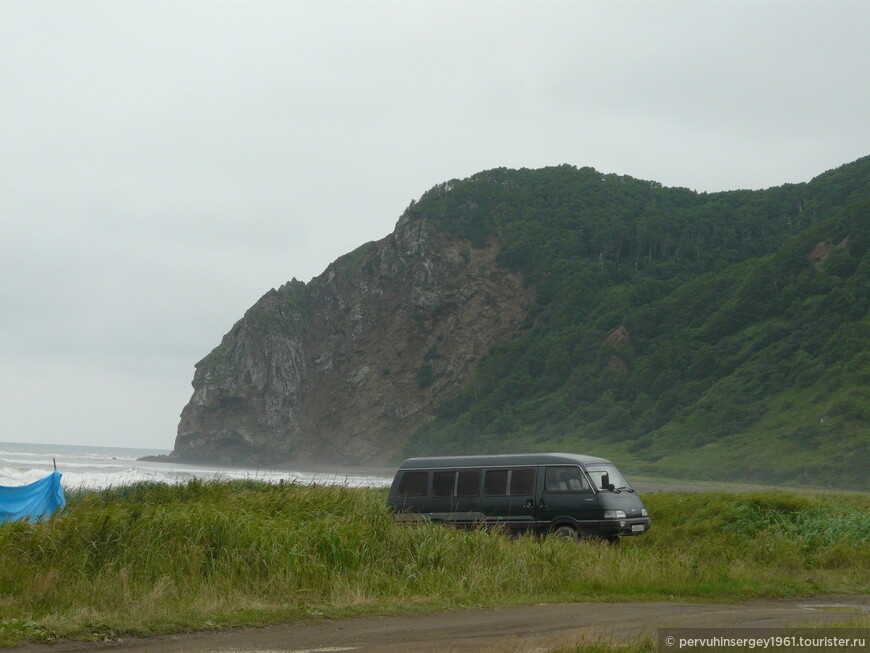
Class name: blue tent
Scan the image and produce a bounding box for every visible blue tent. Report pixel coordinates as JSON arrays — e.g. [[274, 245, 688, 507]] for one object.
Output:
[[0, 471, 66, 523]]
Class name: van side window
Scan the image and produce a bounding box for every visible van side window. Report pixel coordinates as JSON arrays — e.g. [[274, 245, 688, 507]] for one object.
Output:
[[484, 470, 509, 495], [397, 471, 428, 497], [432, 471, 456, 497], [545, 466, 590, 493], [510, 468, 536, 495], [456, 470, 480, 497]]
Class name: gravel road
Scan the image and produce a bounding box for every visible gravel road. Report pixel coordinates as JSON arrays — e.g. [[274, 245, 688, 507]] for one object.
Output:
[[11, 595, 868, 653]]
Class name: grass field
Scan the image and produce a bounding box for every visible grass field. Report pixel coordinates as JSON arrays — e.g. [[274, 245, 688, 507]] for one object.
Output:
[[0, 480, 868, 646]]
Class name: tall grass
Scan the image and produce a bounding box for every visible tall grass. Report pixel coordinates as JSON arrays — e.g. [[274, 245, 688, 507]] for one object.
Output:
[[0, 481, 867, 645]]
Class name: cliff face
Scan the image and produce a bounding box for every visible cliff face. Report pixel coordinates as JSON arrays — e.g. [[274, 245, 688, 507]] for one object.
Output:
[[170, 212, 534, 465]]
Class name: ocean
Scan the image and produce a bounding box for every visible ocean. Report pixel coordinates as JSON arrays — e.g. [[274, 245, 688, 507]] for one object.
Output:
[[0, 441, 393, 490]]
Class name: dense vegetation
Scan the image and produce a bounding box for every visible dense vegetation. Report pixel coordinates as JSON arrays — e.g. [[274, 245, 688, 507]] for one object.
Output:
[[0, 481, 867, 645], [403, 157, 870, 489]]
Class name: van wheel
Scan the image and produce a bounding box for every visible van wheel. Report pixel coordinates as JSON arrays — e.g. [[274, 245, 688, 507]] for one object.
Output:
[[552, 525, 578, 540]]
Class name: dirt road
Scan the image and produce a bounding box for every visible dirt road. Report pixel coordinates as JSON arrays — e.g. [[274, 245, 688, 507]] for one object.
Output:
[[12, 595, 868, 653]]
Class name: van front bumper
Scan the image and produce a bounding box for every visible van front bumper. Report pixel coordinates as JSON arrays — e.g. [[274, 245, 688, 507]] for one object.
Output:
[[598, 517, 651, 536]]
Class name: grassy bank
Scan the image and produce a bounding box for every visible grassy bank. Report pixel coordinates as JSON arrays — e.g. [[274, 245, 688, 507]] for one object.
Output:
[[1, 481, 868, 646]]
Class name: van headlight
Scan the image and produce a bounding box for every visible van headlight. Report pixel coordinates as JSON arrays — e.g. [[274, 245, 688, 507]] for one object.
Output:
[[603, 510, 626, 519], [641, 508, 648, 517]]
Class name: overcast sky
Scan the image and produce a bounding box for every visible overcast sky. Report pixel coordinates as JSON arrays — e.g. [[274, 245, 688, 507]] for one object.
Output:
[[2, 1, 868, 451]]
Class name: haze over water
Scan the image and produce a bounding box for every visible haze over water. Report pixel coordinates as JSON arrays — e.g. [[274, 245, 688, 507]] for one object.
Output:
[[0, 442, 392, 490]]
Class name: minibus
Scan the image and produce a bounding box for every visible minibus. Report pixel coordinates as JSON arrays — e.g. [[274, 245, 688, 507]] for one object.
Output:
[[387, 453, 650, 541]]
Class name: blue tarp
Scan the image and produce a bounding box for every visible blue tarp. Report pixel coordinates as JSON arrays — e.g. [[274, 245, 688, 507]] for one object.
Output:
[[0, 471, 66, 522]]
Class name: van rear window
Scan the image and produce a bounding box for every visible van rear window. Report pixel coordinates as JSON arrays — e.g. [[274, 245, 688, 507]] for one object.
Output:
[[397, 471, 428, 497]]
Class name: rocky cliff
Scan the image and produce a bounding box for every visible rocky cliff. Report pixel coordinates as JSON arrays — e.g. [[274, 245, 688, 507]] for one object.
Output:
[[168, 211, 534, 465]]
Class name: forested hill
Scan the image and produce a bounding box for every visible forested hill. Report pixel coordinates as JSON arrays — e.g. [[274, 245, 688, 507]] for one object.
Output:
[[171, 156, 868, 489], [403, 157, 870, 489]]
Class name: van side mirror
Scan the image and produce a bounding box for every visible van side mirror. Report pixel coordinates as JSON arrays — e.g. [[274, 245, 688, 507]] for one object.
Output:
[[600, 473, 609, 490]]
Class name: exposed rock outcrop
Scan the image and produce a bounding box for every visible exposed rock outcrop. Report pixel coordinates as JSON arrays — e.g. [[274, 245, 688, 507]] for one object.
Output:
[[167, 211, 534, 465], [603, 325, 632, 348], [602, 325, 632, 377], [808, 236, 850, 270]]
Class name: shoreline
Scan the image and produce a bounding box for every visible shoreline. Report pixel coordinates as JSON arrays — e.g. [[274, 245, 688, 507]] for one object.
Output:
[[138, 453, 396, 479]]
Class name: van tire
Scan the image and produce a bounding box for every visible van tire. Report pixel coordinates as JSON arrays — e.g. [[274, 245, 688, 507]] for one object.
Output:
[[552, 525, 578, 540]]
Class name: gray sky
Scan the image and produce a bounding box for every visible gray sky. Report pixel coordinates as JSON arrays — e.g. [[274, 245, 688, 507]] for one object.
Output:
[[2, 1, 868, 451]]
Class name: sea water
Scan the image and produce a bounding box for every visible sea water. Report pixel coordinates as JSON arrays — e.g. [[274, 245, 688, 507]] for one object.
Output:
[[0, 441, 392, 490]]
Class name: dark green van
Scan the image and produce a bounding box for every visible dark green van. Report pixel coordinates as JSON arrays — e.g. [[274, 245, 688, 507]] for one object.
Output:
[[387, 453, 650, 541]]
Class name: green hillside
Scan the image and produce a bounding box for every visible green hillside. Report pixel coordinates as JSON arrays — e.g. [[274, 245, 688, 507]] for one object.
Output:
[[403, 157, 870, 490]]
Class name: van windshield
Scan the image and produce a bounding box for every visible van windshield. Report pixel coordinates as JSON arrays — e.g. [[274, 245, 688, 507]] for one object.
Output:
[[584, 464, 632, 492]]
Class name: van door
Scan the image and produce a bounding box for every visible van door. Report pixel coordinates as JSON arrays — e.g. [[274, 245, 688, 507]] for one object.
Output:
[[429, 468, 484, 527], [538, 465, 599, 533], [478, 467, 537, 533]]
